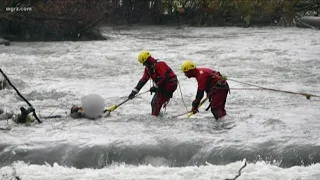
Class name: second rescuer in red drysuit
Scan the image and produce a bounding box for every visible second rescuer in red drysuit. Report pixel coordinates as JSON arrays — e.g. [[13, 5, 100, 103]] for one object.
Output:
[[128, 51, 178, 116], [181, 60, 229, 120]]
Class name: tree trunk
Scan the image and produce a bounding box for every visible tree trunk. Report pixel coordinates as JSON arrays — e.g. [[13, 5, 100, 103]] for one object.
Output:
[[133, 0, 150, 23]]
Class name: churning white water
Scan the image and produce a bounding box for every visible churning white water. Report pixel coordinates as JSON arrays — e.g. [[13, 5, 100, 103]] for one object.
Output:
[[1, 26, 320, 180]]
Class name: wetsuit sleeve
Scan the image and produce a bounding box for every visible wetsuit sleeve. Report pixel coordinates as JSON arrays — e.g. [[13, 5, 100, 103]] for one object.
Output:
[[133, 68, 149, 92], [193, 90, 204, 108]]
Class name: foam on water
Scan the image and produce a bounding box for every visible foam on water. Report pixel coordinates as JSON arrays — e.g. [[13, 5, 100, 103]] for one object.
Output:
[[1, 161, 320, 180], [1, 26, 320, 179]]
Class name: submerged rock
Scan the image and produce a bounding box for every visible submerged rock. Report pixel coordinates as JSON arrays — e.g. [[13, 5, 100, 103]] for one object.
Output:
[[295, 16, 320, 29], [0, 38, 10, 46]]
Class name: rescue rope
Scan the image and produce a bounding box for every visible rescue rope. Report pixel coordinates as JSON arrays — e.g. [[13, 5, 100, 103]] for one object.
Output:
[[163, 79, 188, 117], [172, 97, 208, 118], [225, 161, 247, 180], [228, 78, 320, 100], [187, 97, 208, 118], [37, 95, 74, 120], [229, 87, 261, 90], [177, 80, 189, 112], [45, 103, 68, 117]]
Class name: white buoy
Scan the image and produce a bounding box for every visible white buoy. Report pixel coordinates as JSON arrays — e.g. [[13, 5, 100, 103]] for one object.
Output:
[[81, 94, 105, 119]]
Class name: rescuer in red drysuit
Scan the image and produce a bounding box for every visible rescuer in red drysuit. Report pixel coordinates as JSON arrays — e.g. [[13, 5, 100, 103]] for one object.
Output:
[[181, 60, 229, 120], [128, 50, 178, 116]]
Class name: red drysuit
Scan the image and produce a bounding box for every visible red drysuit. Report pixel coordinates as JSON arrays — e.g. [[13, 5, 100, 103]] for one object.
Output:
[[135, 57, 177, 116], [186, 67, 229, 120]]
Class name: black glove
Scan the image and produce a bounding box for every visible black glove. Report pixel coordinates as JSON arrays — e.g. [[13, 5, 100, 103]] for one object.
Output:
[[191, 106, 199, 114], [17, 107, 30, 123], [20, 107, 28, 115], [28, 106, 35, 112], [192, 99, 200, 108], [128, 90, 137, 99], [207, 94, 212, 102], [191, 100, 200, 114], [150, 86, 157, 93]]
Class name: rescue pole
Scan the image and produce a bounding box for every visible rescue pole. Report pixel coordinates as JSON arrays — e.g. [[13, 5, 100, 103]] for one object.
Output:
[[0, 68, 42, 123], [187, 97, 208, 118], [172, 97, 208, 118], [103, 89, 150, 116]]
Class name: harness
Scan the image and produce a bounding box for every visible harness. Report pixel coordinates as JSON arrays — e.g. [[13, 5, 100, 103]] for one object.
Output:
[[146, 60, 158, 77], [205, 71, 230, 111], [207, 71, 229, 93], [147, 60, 177, 98]]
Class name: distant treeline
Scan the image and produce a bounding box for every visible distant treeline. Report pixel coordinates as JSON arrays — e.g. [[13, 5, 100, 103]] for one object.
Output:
[[108, 0, 319, 27], [0, 0, 319, 41]]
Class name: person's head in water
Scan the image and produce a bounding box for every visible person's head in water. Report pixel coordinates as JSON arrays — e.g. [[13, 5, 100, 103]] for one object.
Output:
[[70, 105, 83, 113]]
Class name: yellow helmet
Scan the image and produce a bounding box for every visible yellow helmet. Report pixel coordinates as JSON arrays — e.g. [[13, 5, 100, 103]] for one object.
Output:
[[138, 50, 151, 64], [181, 60, 196, 72]]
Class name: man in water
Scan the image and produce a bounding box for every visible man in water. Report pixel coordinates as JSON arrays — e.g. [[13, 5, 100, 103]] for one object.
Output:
[[0, 106, 35, 123], [70, 94, 106, 119], [70, 105, 105, 119], [70, 105, 85, 119], [13, 107, 36, 123]]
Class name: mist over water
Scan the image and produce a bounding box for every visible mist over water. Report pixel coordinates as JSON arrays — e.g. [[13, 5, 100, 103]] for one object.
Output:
[[1, 26, 320, 180]]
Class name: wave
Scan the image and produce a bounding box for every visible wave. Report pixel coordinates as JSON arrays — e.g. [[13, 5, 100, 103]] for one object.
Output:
[[1, 141, 319, 169]]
